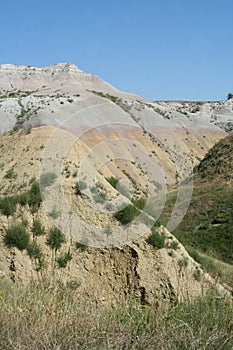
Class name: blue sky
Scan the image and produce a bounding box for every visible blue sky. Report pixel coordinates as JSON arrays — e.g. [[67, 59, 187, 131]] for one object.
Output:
[[0, 0, 232, 101]]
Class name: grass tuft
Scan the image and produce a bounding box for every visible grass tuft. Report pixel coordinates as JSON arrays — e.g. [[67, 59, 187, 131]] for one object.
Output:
[[0, 278, 232, 349]]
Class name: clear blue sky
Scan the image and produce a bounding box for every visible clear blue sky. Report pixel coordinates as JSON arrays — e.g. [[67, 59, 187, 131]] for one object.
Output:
[[1, 0, 232, 101]]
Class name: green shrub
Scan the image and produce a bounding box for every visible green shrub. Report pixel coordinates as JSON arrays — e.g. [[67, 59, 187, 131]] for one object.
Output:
[[32, 219, 45, 237], [0, 182, 42, 215], [106, 176, 118, 189], [168, 250, 174, 257], [187, 247, 202, 262], [18, 192, 30, 206], [47, 227, 65, 251], [114, 204, 140, 225], [183, 257, 189, 267], [5, 225, 30, 250], [27, 181, 42, 213], [56, 251, 72, 268], [27, 241, 43, 260], [146, 230, 165, 249], [4, 168, 17, 179], [0, 182, 42, 216], [0, 196, 17, 216], [75, 240, 88, 251], [132, 197, 146, 210], [154, 220, 162, 227], [90, 185, 96, 194], [79, 180, 87, 190]]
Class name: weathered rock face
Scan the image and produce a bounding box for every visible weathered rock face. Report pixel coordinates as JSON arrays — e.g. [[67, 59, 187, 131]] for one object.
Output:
[[0, 221, 229, 306], [0, 124, 230, 307], [0, 63, 120, 95]]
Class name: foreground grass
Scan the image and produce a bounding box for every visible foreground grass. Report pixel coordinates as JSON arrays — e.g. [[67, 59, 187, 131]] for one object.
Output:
[[0, 278, 233, 349]]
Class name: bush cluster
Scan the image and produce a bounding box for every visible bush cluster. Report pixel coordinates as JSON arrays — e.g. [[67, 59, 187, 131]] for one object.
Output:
[[114, 204, 140, 225], [56, 251, 72, 268], [4, 224, 30, 251], [0, 181, 42, 217], [47, 227, 66, 251], [106, 176, 118, 189], [146, 230, 165, 249]]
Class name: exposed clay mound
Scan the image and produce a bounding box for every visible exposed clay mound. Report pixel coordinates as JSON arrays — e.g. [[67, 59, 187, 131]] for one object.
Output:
[[0, 220, 229, 306]]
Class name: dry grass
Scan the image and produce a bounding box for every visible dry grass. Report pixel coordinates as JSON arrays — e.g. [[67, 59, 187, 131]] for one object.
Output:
[[0, 277, 233, 349], [188, 249, 233, 288]]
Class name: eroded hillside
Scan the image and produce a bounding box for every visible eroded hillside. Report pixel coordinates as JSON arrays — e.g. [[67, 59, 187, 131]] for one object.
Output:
[[0, 128, 231, 305], [0, 63, 232, 305]]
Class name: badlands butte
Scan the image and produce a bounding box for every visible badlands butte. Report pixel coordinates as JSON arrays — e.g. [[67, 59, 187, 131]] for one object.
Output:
[[0, 63, 233, 305]]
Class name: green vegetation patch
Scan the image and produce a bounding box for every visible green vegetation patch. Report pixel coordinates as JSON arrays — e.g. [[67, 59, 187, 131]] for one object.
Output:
[[56, 251, 72, 268], [114, 204, 140, 225], [4, 167, 17, 179], [4, 224, 30, 251], [0, 181, 42, 217], [159, 135, 233, 270], [27, 241, 43, 260], [106, 176, 118, 189], [32, 219, 46, 237], [0, 196, 18, 216], [146, 229, 165, 249], [47, 227, 66, 251]]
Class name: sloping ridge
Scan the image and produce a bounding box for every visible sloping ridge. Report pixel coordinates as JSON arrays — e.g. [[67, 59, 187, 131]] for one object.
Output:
[[195, 133, 233, 181], [0, 63, 139, 99], [166, 134, 233, 286]]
